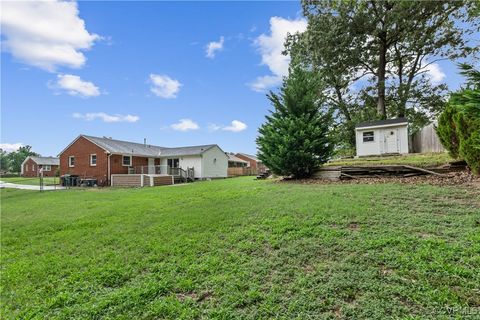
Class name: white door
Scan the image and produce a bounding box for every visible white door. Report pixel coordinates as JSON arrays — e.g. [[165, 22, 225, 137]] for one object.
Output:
[[148, 158, 155, 174], [384, 129, 399, 153]]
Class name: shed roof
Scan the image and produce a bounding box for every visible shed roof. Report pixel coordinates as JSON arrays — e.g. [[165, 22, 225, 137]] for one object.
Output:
[[355, 118, 408, 129], [65, 135, 218, 157], [28, 156, 59, 166]]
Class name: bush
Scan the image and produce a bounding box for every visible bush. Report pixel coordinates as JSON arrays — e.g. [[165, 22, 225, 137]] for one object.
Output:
[[455, 108, 480, 175], [436, 104, 460, 158], [436, 64, 480, 175]]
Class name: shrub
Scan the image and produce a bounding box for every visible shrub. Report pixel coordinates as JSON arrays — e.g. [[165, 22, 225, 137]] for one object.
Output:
[[437, 64, 480, 175], [436, 104, 460, 158]]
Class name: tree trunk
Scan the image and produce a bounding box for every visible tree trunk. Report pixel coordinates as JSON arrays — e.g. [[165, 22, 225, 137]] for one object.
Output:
[[377, 39, 387, 119]]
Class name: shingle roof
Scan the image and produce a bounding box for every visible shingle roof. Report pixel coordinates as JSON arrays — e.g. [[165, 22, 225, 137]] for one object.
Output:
[[355, 118, 408, 129], [30, 156, 59, 166], [227, 153, 248, 164], [83, 135, 163, 157], [236, 153, 260, 162], [82, 135, 217, 157], [159, 145, 216, 157]]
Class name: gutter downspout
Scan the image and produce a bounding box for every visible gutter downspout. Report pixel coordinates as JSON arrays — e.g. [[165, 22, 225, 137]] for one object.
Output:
[[107, 153, 112, 186]]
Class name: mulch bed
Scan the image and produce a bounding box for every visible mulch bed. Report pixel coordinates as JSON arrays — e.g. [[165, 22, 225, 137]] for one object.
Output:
[[279, 170, 480, 187]]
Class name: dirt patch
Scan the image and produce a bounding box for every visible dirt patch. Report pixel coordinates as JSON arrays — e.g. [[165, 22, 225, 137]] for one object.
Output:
[[176, 291, 213, 303], [280, 171, 479, 187], [176, 292, 198, 302], [347, 222, 360, 231]]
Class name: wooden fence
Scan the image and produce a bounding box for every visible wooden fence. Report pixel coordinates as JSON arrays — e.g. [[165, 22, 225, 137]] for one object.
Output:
[[411, 123, 445, 153], [228, 167, 257, 177]]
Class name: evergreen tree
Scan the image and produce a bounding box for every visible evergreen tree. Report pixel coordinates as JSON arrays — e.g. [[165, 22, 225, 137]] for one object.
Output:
[[437, 64, 480, 175], [257, 67, 333, 178]]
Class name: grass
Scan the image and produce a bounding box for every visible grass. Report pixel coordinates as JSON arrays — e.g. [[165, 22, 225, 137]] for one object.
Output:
[[0, 176, 60, 186], [327, 152, 454, 168], [1, 177, 479, 319]]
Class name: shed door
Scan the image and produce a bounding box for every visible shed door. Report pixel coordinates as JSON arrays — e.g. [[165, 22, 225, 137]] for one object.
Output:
[[384, 129, 399, 153]]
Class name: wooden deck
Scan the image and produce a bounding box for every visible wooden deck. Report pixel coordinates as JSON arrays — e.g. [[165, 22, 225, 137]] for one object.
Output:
[[111, 174, 174, 187]]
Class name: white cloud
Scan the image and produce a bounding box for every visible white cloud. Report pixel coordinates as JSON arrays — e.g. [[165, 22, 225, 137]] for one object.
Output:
[[205, 36, 225, 59], [149, 74, 182, 99], [223, 120, 247, 132], [0, 0, 99, 71], [73, 112, 139, 123], [250, 17, 307, 92], [425, 63, 446, 84], [0, 143, 23, 153], [170, 119, 199, 131], [249, 75, 283, 93], [209, 120, 247, 133], [51, 74, 100, 97]]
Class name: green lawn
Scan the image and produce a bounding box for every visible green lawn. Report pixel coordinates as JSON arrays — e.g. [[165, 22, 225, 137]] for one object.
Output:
[[1, 177, 479, 319], [0, 176, 60, 186], [327, 152, 454, 168]]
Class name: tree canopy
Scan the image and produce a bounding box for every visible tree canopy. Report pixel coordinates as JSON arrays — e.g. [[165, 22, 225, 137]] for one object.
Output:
[[287, 0, 479, 152], [0, 146, 39, 173]]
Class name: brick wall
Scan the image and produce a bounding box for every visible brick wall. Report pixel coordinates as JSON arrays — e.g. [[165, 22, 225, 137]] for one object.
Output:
[[59, 136, 155, 185], [110, 154, 149, 175], [60, 136, 110, 184]]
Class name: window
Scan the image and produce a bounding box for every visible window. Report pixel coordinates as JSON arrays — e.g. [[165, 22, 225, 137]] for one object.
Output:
[[43, 165, 51, 171], [69, 156, 75, 167], [122, 155, 132, 166], [32, 164, 35, 171], [167, 158, 179, 168], [90, 154, 97, 166], [363, 131, 374, 142]]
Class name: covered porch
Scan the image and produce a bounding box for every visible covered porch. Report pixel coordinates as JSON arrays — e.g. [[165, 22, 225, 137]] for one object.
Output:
[[111, 165, 194, 187]]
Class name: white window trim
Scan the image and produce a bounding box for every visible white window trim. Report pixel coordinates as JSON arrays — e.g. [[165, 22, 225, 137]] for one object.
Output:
[[90, 154, 97, 166], [122, 155, 132, 167], [32, 164, 35, 171], [43, 165, 51, 171], [69, 156, 75, 167], [362, 131, 375, 143]]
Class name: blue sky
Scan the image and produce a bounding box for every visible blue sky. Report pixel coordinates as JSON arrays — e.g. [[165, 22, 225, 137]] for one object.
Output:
[[0, 1, 476, 157]]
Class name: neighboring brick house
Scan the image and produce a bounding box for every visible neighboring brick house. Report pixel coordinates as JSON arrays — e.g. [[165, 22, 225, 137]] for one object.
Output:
[[58, 135, 228, 186], [21, 156, 59, 177], [235, 153, 268, 174]]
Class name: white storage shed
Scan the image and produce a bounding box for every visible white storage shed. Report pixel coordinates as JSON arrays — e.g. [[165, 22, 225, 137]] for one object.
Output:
[[355, 118, 409, 157]]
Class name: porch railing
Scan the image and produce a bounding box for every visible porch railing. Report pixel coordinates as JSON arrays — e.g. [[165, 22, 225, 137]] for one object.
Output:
[[132, 165, 195, 181], [133, 165, 169, 175]]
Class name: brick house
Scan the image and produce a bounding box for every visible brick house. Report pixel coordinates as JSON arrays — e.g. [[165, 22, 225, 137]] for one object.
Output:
[[21, 156, 59, 177], [235, 153, 268, 174], [58, 135, 228, 186]]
